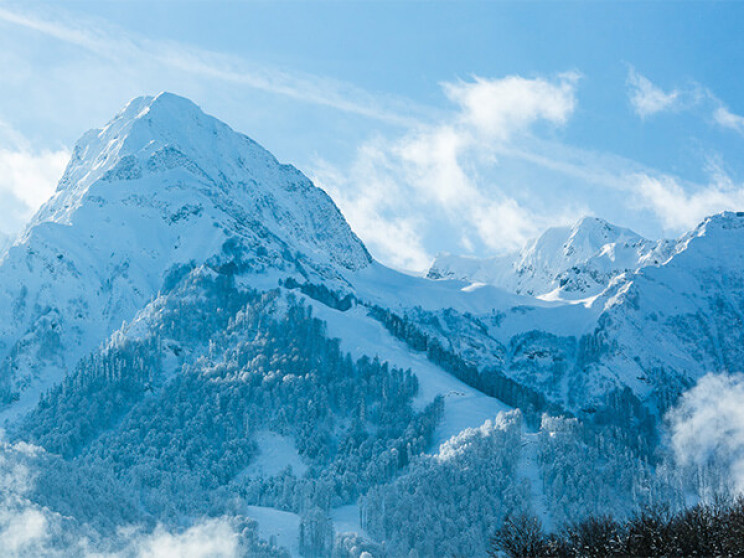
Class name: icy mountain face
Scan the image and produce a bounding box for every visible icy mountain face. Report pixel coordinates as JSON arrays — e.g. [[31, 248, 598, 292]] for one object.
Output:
[[36, 92, 370, 271], [583, 211, 744, 410], [0, 92, 370, 411], [428, 217, 673, 300]]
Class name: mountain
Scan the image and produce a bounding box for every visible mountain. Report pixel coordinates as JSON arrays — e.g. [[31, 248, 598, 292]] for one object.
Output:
[[0, 92, 370, 418], [422, 211, 744, 422], [427, 216, 674, 300], [0, 93, 742, 557]]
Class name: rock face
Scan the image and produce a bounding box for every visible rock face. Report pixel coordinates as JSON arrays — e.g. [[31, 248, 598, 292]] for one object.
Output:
[[0, 92, 370, 410]]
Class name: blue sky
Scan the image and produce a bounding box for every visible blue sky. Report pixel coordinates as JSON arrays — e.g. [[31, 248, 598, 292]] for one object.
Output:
[[1, 1, 744, 270]]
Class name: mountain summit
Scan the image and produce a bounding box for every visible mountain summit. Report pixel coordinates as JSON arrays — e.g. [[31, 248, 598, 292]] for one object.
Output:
[[33, 92, 371, 272]]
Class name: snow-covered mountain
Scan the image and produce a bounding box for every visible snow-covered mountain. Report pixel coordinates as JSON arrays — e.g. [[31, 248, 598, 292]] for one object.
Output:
[[427, 216, 674, 300], [1, 93, 742, 557], [0, 92, 370, 417], [422, 211, 744, 425]]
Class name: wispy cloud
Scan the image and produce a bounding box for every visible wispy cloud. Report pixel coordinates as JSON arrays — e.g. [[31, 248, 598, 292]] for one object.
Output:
[[0, 5, 427, 128], [627, 67, 681, 119], [714, 105, 744, 136], [630, 167, 744, 231], [626, 66, 744, 141], [312, 73, 584, 271]]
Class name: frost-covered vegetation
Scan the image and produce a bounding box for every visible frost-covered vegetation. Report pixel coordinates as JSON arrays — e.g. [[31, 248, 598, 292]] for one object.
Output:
[[0, 266, 686, 557], [5, 268, 712, 557], [361, 411, 529, 557], [490, 498, 744, 558], [9, 268, 443, 555]]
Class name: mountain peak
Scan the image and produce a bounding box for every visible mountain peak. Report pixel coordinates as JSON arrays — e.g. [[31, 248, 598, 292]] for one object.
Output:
[[30, 93, 371, 272], [54, 91, 258, 195], [696, 210, 744, 234], [565, 216, 643, 251]]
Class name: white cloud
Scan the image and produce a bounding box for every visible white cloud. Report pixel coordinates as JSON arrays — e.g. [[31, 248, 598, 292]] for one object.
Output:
[[313, 73, 582, 271], [0, 147, 69, 235], [714, 105, 744, 136], [668, 373, 744, 496], [444, 72, 580, 140], [627, 67, 680, 119], [134, 520, 240, 558], [0, 508, 49, 556], [630, 171, 744, 231]]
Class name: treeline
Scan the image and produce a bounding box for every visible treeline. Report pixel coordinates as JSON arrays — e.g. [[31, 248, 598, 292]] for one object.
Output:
[[366, 304, 561, 424], [362, 410, 529, 558], [281, 277, 355, 312], [19, 271, 259, 458], [491, 499, 744, 558]]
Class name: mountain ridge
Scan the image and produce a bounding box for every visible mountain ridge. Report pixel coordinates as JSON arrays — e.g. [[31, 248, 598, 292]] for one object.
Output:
[[427, 215, 675, 300]]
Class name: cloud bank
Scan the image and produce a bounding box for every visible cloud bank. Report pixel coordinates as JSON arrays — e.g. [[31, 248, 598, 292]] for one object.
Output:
[[0, 437, 250, 558], [668, 373, 744, 497]]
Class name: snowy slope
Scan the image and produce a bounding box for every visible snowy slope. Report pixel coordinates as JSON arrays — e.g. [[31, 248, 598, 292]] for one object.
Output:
[[417, 211, 744, 424], [3, 92, 741, 448], [310, 301, 511, 448], [582, 211, 744, 410]]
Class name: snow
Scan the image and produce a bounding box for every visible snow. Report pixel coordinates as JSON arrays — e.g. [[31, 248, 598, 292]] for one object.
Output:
[[240, 431, 308, 479], [331, 505, 366, 538], [2, 93, 744, 557], [244, 505, 301, 557], [310, 302, 511, 448], [0, 231, 10, 258], [0, 92, 371, 422], [427, 215, 672, 301], [519, 431, 552, 531]]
